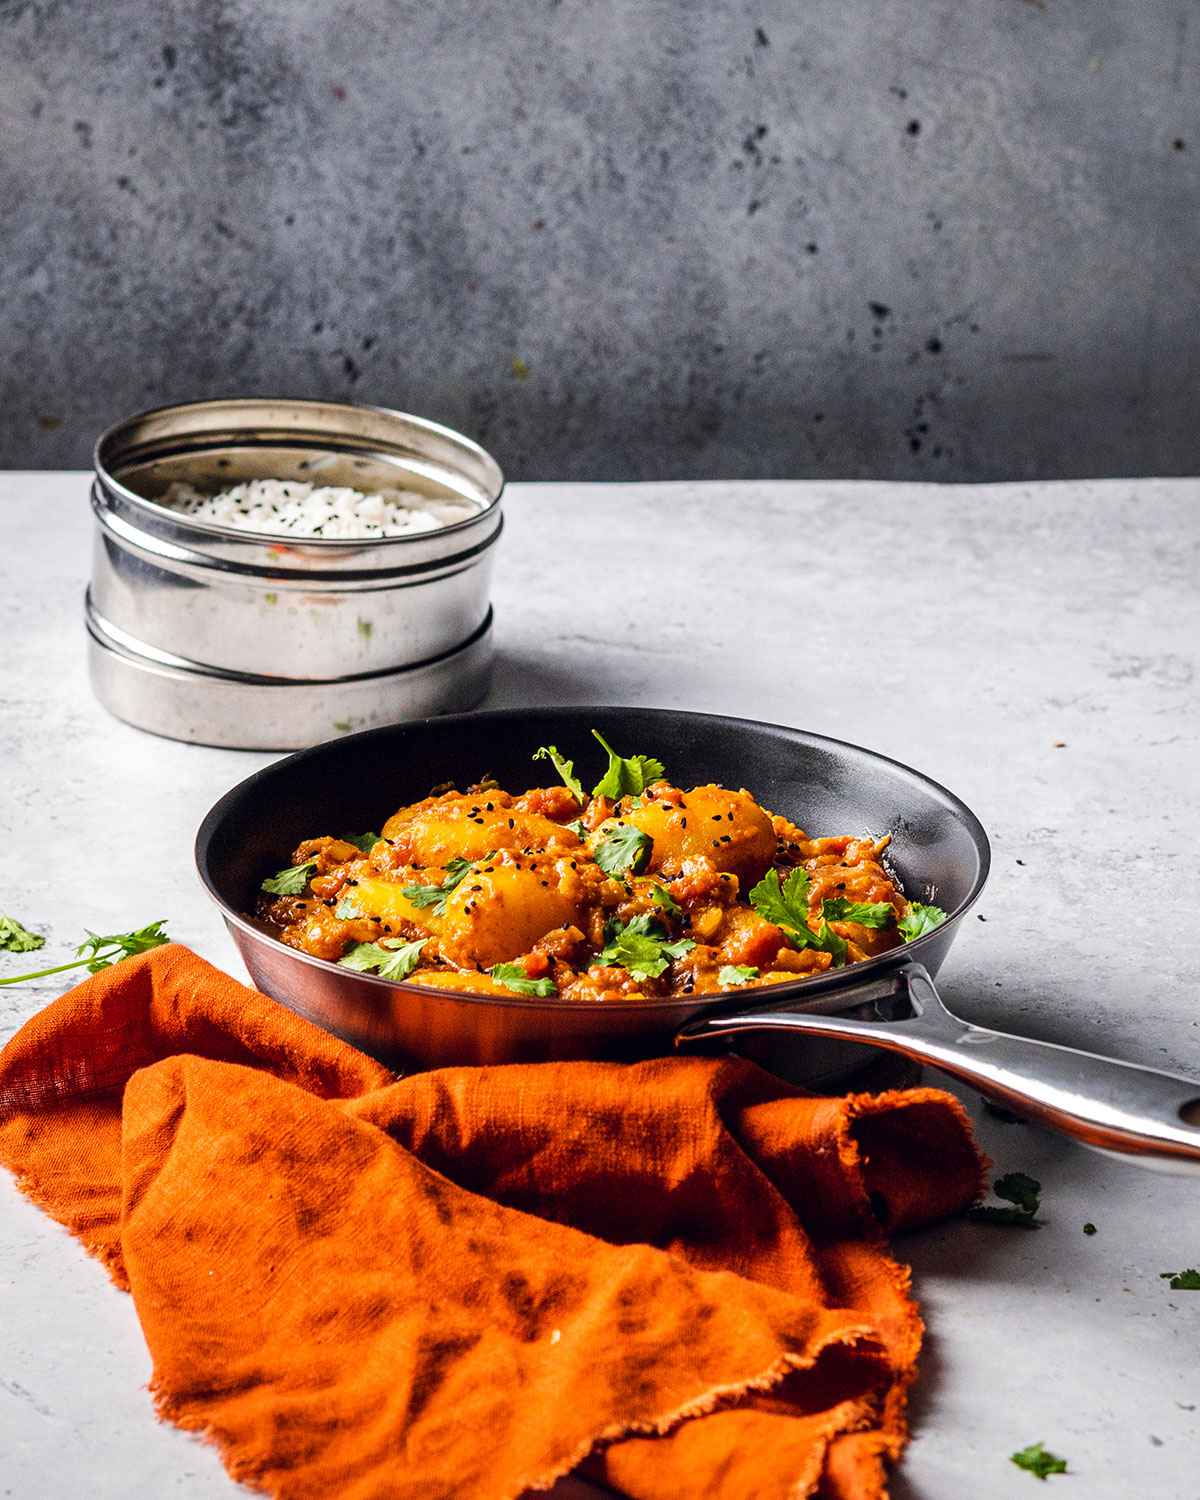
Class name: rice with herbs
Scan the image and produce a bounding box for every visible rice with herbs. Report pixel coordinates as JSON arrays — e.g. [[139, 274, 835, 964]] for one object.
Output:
[[161, 480, 475, 539]]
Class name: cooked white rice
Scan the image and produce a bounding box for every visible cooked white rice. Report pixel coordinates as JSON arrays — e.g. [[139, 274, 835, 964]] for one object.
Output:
[[160, 479, 476, 539]]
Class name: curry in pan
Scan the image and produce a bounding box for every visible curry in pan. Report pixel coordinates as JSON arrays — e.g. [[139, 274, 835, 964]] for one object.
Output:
[[258, 731, 946, 1000]]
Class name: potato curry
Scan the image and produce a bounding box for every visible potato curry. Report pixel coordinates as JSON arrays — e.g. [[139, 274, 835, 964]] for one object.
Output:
[[258, 731, 946, 1001]]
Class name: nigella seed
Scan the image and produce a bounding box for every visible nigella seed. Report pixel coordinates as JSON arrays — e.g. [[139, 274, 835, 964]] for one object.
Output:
[[508, 818, 515, 828]]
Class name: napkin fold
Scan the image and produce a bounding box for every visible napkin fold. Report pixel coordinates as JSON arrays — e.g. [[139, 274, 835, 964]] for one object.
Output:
[[0, 945, 984, 1499]]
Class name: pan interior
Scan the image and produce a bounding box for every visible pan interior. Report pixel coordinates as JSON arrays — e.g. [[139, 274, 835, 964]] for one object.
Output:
[[199, 707, 987, 952]]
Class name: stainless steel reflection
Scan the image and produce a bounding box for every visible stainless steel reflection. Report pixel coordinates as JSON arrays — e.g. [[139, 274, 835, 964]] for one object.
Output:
[[88, 601, 494, 751], [679, 962, 1200, 1173]]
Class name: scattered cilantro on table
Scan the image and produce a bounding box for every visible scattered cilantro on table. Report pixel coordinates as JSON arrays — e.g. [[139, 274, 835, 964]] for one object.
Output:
[[532, 745, 585, 803], [598, 915, 694, 981], [1160, 1268, 1200, 1290], [1082, 1222, 1097, 1236], [489, 962, 557, 997], [261, 860, 318, 895], [0, 915, 45, 952], [594, 823, 652, 876], [338, 938, 427, 980], [0, 921, 170, 986], [968, 1170, 1042, 1228], [1011, 1441, 1068, 1480], [898, 901, 948, 941]]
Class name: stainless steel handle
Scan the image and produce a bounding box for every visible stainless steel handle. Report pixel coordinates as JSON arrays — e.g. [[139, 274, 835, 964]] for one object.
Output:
[[676, 962, 1200, 1173]]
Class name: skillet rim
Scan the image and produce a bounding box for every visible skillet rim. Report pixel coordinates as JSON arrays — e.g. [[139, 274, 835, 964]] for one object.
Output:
[[195, 706, 991, 1013]]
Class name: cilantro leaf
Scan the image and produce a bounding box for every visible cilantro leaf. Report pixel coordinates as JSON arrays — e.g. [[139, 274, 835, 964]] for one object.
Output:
[[594, 823, 652, 876], [650, 885, 681, 918], [532, 745, 585, 802], [598, 914, 694, 981], [402, 854, 486, 916], [342, 831, 381, 854], [968, 1170, 1042, 1228], [261, 860, 318, 895], [1160, 1268, 1200, 1290], [0, 915, 45, 953], [590, 730, 666, 799], [1010, 1442, 1068, 1480], [718, 964, 758, 987], [489, 962, 557, 997], [338, 938, 427, 980], [822, 897, 894, 928], [749, 869, 847, 964], [0, 920, 170, 986], [565, 818, 587, 839], [898, 901, 948, 941], [1082, 1222, 1097, 1236], [994, 1171, 1041, 1214], [334, 895, 361, 920]]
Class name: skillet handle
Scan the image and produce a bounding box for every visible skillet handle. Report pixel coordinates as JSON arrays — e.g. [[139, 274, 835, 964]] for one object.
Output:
[[676, 961, 1200, 1174]]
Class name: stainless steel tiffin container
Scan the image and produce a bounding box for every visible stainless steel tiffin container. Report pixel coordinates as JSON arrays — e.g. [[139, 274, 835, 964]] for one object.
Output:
[[87, 398, 504, 750]]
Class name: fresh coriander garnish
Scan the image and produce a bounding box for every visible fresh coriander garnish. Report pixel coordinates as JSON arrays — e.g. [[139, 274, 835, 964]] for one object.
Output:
[[0, 915, 45, 953], [402, 854, 486, 916], [822, 897, 894, 928], [0, 920, 170, 987], [748, 868, 847, 964], [532, 744, 585, 802], [718, 964, 758, 986], [489, 962, 557, 997], [650, 885, 681, 917], [1010, 1441, 1068, 1480], [261, 860, 318, 896], [597, 914, 694, 981], [334, 895, 361, 920], [1160, 1268, 1200, 1290], [565, 818, 587, 839], [898, 901, 948, 941], [594, 823, 652, 876], [338, 938, 427, 980], [342, 831, 381, 854], [590, 730, 666, 799], [968, 1170, 1042, 1228]]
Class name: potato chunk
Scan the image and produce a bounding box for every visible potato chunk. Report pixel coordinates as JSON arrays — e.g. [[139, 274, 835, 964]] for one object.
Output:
[[436, 852, 590, 968], [381, 790, 579, 867], [623, 785, 776, 887]]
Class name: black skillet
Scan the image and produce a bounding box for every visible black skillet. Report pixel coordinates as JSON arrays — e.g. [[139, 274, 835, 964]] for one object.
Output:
[[196, 707, 1200, 1171]]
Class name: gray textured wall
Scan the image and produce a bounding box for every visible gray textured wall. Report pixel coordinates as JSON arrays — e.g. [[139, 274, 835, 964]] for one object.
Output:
[[2, 0, 1197, 480]]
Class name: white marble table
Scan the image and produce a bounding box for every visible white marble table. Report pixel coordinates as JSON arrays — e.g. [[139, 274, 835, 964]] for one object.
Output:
[[2, 474, 1198, 1498]]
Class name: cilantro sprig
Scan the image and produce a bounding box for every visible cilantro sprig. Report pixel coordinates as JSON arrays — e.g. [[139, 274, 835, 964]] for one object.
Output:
[[718, 964, 758, 987], [594, 822, 652, 876], [532, 745, 585, 802], [342, 831, 381, 854], [338, 937, 427, 980], [748, 868, 847, 965], [0, 921, 171, 986], [822, 897, 894, 928], [898, 901, 948, 941], [598, 914, 694, 981], [590, 731, 665, 799], [261, 860, 318, 896], [968, 1170, 1042, 1228], [650, 885, 681, 917], [0, 915, 45, 953], [1010, 1441, 1068, 1480], [489, 962, 557, 997], [1160, 1268, 1200, 1290], [402, 854, 489, 916]]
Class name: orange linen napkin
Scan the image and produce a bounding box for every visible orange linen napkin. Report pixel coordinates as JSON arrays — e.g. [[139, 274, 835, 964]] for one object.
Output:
[[0, 945, 984, 1500]]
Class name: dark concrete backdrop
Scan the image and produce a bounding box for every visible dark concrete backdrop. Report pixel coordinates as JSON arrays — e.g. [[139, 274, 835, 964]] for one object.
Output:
[[2, 0, 1197, 480]]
